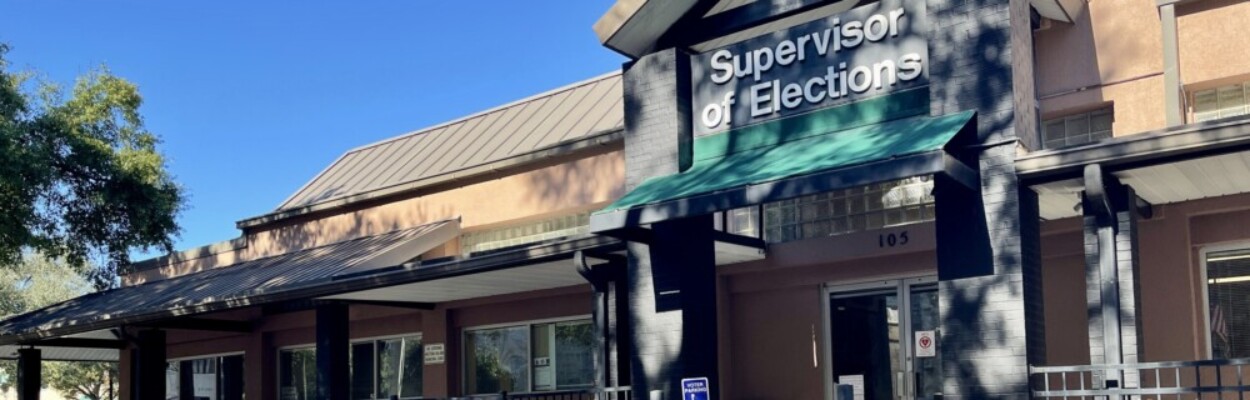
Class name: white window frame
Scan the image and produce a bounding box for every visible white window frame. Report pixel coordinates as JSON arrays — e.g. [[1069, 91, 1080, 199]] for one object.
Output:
[[460, 315, 593, 395], [1192, 82, 1250, 123], [1199, 241, 1250, 360]]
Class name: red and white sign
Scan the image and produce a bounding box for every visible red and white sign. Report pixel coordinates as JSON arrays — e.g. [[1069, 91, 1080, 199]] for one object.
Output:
[[915, 330, 936, 358]]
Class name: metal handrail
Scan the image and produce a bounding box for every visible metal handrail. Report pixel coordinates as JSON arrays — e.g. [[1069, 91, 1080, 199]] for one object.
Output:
[[1030, 358, 1250, 399]]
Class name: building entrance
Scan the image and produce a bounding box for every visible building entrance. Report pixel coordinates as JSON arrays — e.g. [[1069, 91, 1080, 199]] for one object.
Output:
[[825, 277, 941, 400]]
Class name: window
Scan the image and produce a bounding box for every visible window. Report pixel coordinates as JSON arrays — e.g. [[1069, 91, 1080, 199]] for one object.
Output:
[[351, 336, 423, 400], [464, 319, 594, 395], [166, 355, 245, 400], [1194, 83, 1250, 123], [460, 214, 590, 255], [1206, 247, 1250, 358], [1042, 108, 1113, 149], [744, 176, 935, 244], [279, 348, 317, 400]]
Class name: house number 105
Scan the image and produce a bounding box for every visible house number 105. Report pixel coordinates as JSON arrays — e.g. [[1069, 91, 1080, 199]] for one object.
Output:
[[878, 231, 910, 248]]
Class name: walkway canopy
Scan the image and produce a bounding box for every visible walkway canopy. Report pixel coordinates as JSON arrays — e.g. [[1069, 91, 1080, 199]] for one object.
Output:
[[591, 89, 980, 233]]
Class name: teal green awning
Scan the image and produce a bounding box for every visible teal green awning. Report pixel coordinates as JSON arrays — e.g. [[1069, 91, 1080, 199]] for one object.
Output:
[[591, 90, 977, 232]]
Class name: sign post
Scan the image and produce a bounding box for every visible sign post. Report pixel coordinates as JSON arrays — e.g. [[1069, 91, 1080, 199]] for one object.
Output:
[[681, 377, 710, 400]]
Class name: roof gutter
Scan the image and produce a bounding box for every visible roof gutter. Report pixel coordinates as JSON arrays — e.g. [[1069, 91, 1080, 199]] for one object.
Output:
[[236, 129, 624, 230]]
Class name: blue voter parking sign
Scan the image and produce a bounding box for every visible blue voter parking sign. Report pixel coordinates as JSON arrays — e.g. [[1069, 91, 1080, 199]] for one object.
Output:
[[681, 377, 710, 400]]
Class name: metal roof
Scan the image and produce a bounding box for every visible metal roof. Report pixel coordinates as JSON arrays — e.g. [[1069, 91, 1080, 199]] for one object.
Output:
[[0, 222, 450, 342], [277, 72, 625, 211]]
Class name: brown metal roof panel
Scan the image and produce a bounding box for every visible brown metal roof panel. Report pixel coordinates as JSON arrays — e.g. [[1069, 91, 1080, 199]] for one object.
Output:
[[373, 126, 452, 189], [356, 133, 423, 191], [288, 151, 370, 209], [433, 104, 528, 177], [484, 88, 579, 161], [508, 80, 601, 156], [536, 78, 621, 149], [397, 116, 487, 184], [460, 97, 548, 168], [340, 140, 403, 199]]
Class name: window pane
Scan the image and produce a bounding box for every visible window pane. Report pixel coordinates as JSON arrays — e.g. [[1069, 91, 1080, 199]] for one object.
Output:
[[1218, 85, 1248, 119], [192, 359, 218, 400], [465, 326, 529, 394], [1195, 89, 1221, 122], [351, 343, 375, 400], [399, 337, 423, 398], [1043, 120, 1067, 141], [377, 339, 402, 400], [1208, 249, 1250, 358], [167, 362, 180, 400], [555, 322, 596, 390], [280, 349, 317, 400], [1090, 109, 1113, 135], [532, 323, 555, 391]]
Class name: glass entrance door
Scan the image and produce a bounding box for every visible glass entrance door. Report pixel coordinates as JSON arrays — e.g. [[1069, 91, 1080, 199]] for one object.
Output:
[[826, 278, 942, 400]]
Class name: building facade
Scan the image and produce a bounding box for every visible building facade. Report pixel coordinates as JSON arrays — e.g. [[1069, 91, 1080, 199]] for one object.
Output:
[[2, 0, 1250, 399]]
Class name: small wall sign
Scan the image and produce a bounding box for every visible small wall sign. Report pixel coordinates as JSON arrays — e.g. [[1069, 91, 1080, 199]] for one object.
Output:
[[681, 377, 710, 400], [915, 330, 936, 358], [424, 343, 445, 365]]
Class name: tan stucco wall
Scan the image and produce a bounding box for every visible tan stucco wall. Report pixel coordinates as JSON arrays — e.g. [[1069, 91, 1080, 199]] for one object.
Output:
[[718, 225, 938, 400], [1038, 192, 1250, 367], [125, 149, 625, 285], [1033, 0, 1250, 139]]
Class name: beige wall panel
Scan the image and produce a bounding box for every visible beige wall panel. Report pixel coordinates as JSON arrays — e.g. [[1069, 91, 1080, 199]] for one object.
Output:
[[1177, 0, 1250, 86], [727, 287, 825, 400], [1041, 76, 1168, 138], [1035, 0, 1163, 96], [130, 150, 625, 283]]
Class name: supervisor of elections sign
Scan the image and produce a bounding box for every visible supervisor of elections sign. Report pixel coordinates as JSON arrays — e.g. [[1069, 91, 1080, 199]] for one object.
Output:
[[690, 0, 929, 136]]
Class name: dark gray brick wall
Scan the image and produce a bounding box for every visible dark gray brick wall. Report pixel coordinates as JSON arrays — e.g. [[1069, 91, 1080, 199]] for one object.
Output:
[[1083, 183, 1144, 388], [929, 0, 1043, 398], [622, 48, 693, 191]]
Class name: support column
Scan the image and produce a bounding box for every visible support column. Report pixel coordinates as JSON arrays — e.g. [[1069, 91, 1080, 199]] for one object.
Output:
[[1082, 164, 1145, 389], [245, 332, 274, 400], [422, 308, 452, 398], [576, 253, 630, 391], [315, 303, 349, 400], [1159, 2, 1184, 127], [135, 330, 167, 400], [17, 348, 40, 400], [627, 215, 718, 400]]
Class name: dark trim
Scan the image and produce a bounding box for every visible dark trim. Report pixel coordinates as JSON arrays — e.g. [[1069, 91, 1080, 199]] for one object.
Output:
[[22, 338, 128, 350], [1017, 116, 1250, 184], [591, 149, 953, 232], [322, 300, 435, 310], [133, 318, 253, 333], [0, 235, 623, 346]]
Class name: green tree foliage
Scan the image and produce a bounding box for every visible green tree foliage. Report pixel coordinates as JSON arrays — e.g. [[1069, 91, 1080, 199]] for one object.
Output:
[[0, 255, 118, 400], [0, 43, 183, 288]]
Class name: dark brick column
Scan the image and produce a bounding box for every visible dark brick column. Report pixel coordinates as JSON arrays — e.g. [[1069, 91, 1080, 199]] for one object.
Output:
[[1082, 165, 1144, 388], [315, 303, 350, 400], [927, 0, 1045, 397], [135, 330, 167, 400], [626, 215, 718, 400]]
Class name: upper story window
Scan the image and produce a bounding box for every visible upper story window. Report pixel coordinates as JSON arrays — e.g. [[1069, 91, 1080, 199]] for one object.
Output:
[[1193, 82, 1250, 123], [1042, 108, 1113, 149], [460, 213, 590, 256]]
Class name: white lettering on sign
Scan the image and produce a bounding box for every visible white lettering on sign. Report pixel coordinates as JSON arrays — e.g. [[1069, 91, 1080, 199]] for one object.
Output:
[[424, 343, 445, 365], [915, 330, 936, 358], [691, 0, 929, 135]]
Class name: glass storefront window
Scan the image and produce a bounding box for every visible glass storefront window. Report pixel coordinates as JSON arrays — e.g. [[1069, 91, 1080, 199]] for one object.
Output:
[[280, 348, 317, 400], [1206, 248, 1250, 358], [351, 336, 423, 400], [464, 319, 594, 395], [167, 355, 244, 400]]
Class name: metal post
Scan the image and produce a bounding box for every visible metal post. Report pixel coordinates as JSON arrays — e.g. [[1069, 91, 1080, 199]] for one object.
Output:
[[316, 303, 350, 400], [17, 348, 41, 400], [1159, 2, 1184, 127]]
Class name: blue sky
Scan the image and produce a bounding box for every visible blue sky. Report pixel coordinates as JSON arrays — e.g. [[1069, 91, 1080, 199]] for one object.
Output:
[[0, 1, 623, 255]]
